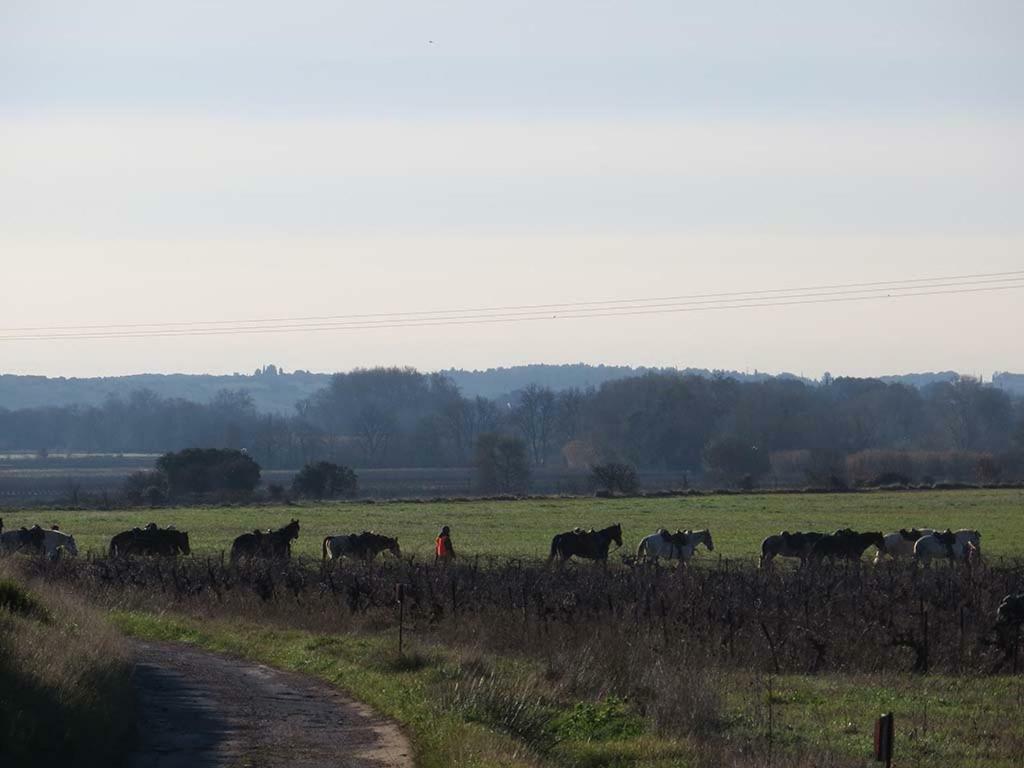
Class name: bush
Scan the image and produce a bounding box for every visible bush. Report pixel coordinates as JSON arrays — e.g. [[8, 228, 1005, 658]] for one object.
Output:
[[591, 463, 639, 495], [702, 437, 770, 487], [0, 579, 45, 619], [156, 448, 261, 498], [142, 485, 165, 507], [291, 462, 358, 499], [122, 470, 168, 504], [474, 433, 530, 494]]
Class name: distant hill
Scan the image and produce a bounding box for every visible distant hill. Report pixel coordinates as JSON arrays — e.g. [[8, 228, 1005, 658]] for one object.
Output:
[[0, 364, 1019, 413], [879, 371, 961, 388], [0, 368, 331, 413], [440, 364, 809, 399]]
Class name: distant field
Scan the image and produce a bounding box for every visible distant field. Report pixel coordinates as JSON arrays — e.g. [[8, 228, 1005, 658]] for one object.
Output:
[[3, 488, 1022, 560]]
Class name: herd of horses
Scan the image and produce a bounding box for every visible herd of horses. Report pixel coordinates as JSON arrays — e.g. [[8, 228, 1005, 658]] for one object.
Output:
[[0, 516, 983, 568], [759, 527, 983, 568]]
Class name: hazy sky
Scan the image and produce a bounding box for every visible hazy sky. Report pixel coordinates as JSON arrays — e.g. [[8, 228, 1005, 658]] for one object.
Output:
[[2, 1, 1022, 379]]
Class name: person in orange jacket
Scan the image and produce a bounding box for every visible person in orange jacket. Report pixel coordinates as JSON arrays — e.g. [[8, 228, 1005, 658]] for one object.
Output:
[[435, 525, 455, 563]]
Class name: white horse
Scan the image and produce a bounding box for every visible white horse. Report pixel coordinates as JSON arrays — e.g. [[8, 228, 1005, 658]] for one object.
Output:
[[636, 530, 686, 562], [677, 529, 714, 563], [41, 528, 78, 558], [636, 529, 713, 564], [913, 529, 980, 564], [874, 528, 935, 563]]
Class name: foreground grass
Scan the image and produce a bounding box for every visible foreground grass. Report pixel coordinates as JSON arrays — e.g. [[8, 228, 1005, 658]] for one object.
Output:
[[721, 672, 1024, 768], [113, 610, 695, 768], [112, 610, 1024, 768], [5, 487, 1024, 560], [0, 572, 135, 767]]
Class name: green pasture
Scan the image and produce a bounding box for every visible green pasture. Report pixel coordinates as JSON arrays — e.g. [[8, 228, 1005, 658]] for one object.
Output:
[[4, 488, 1022, 560]]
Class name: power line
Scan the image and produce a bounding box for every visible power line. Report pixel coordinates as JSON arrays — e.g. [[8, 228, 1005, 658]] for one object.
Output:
[[3, 268, 1023, 335], [1, 278, 1022, 342]]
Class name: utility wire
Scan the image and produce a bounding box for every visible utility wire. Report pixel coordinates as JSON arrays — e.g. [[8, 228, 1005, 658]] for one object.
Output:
[[1, 278, 1022, 342], [2, 268, 1023, 335]]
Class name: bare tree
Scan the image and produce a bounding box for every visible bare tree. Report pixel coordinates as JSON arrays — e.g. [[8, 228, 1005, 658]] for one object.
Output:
[[353, 405, 396, 466], [513, 384, 557, 465], [557, 387, 586, 443]]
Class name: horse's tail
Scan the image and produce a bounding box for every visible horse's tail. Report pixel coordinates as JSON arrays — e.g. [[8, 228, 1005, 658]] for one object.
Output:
[[758, 537, 771, 569], [636, 538, 647, 561], [548, 535, 560, 564], [322, 536, 331, 561]]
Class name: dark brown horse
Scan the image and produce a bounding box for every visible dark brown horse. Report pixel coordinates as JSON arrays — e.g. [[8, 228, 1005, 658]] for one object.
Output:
[[548, 523, 623, 564], [808, 529, 884, 563], [230, 519, 300, 562], [110, 524, 190, 557], [322, 531, 401, 561], [0, 521, 47, 555]]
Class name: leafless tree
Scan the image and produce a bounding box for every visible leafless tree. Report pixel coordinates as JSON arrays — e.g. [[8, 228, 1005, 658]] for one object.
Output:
[[353, 405, 396, 466], [513, 384, 557, 465]]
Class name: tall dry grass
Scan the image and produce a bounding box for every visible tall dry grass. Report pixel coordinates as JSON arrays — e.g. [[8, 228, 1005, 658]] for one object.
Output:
[[0, 560, 135, 767]]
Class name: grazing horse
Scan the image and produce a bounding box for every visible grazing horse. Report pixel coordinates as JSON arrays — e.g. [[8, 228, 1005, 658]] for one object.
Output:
[[41, 528, 78, 558], [110, 525, 190, 557], [675, 529, 714, 564], [759, 531, 824, 568], [953, 528, 981, 555], [637, 529, 688, 562], [548, 524, 623, 564], [0, 523, 47, 555], [230, 519, 300, 562], [874, 528, 934, 563], [914, 528, 976, 564], [809, 530, 884, 563], [322, 531, 401, 561]]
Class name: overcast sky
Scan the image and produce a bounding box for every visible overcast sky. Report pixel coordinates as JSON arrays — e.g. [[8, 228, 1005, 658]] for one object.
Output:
[[2, 1, 1022, 379]]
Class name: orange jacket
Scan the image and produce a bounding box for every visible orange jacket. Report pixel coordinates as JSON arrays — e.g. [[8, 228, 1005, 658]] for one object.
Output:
[[435, 535, 453, 558]]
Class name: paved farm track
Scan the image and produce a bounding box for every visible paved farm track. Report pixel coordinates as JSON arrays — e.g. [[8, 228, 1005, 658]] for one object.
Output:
[[127, 641, 413, 768]]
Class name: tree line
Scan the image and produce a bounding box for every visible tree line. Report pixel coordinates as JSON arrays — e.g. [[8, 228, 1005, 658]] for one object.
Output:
[[1, 367, 1022, 489]]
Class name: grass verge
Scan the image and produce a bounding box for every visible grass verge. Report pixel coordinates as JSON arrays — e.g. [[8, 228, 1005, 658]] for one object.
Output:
[[0, 571, 135, 767], [111, 610, 1024, 768], [112, 610, 696, 768]]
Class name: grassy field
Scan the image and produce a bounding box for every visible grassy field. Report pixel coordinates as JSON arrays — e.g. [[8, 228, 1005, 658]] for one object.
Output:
[[3, 488, 1022, 560]]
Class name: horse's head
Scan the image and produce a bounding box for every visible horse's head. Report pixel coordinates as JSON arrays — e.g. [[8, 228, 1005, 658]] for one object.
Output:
[[65, 535, 78, 557], [703, 530, 715, 552], [388, 538, 401, 558], [177, 531, 191, 555], [288, 519, 300, 540], [610, 523, 623, 548]]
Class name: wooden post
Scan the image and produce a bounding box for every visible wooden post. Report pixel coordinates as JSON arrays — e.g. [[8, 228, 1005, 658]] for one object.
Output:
[[874, 712, 894, 767], [395, 583, 405, 656]]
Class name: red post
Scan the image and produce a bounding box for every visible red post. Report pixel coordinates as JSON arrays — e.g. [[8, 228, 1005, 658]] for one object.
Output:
[[874, 712, 894, 767]]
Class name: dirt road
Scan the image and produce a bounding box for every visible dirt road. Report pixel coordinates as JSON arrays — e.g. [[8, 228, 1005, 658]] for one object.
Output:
[[127, 641, 414, 768]]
